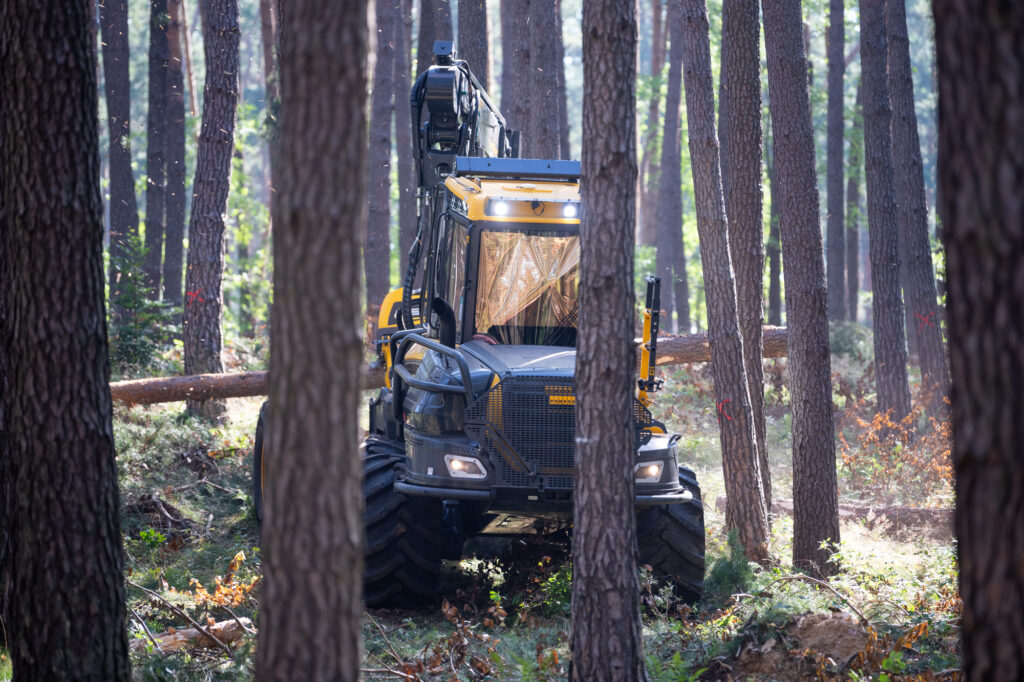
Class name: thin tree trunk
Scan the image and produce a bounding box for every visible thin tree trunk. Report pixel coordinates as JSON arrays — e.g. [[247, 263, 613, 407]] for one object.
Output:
[[164, 0, 187, 308], [719, 0, 769, 509], [417, 0, 453, 77], [555, 0, 570, 159], [762, 0, 840, 574], [886, 0, 948, 406], [655, 21, 681, 327], [846, 80, 862, 322], [255, 3, 370, 679], [500, 0, 530, 142], [678, 0, 768, 562], [0, 1, 130, 676], [367, 0, 395, 312], [527, 0, 561, 159], [99, 0, 140, 322], [183, 0, 240, 418], [458, 0, 490, 90], [144, 0, 170, 299], [765, 119, 782, 327], [859, 0, 911, 421], [936, 2, 1024, 677], [396, 0, 416, 275], [671, 209, 690, 333], [639, 0, 666, 246], [571, 0, 646, 677], [826, 0, 846, 320]]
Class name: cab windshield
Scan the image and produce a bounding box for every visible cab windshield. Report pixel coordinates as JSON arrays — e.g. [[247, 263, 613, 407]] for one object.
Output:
[[474, 230, 579, 346]]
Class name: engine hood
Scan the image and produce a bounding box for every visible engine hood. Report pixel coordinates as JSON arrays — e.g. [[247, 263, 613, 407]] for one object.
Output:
[[460, 340, 576, 378]]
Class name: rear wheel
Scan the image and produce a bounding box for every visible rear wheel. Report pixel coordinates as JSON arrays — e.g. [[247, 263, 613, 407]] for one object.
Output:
[[363, 437, 443, 607], [252, 402, 267, 525], [636, 467, 705, 603]]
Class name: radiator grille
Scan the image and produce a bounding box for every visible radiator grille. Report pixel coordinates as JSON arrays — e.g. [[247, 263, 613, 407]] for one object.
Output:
[[465, 376, 656, 490]]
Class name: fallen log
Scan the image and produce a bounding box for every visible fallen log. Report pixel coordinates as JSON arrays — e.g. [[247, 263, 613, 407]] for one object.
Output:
[[110, 327, 788, 405], [715, 496, 952, 536], [129, 616, 253, 652]]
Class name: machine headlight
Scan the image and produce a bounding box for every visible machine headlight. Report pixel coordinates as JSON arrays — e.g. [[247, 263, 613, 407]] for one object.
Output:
[[634, 461, 664, 483], [444, 454, 487, 479]]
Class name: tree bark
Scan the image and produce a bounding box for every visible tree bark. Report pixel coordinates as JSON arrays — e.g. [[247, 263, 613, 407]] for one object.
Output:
[[846, 80, 863, 322], [671, 214, 690, 333], [859, 0, 911, 421], [396, 0, 416, 275], [936, 2, 1024, 677], [656, 18, 682, 333], [458, 0, 490, 91], [527, 0, 561, 159], [764, 98, 782, 327], [417, 0, 453, 77], [183, 0, 239, 418], [886, 0, 948, 406], [0, 1, 130, 676], [571, 2, 646, 678], [678, 0, 768, 561], [825, 0, 846, 320], [762, 0, 840, 573], [164, 0, 187, 308], [254, 2, 369, 679], [719, 0, 769, 510], [639, 0, 667, 246], [99, 0, 140, 321], [144, 0, 170, 300], [367, 0, 395, 311], [500, 0, 531, 141]]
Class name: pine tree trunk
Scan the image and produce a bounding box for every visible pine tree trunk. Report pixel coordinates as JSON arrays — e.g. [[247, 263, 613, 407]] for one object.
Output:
[[886, 0, 948, 405], [254, 2, 369, 679], [571, 1, 646, 677], [183, 0, 239, 418], [99, 0, 140, 322], [0, 2, 130, 676], [761, 0, 840, 573], [858, 0, 911, 421], [671, 213, 690, 333], [678, 0, 768, 561], [144, 0, 169, 300], [396, 0, 417, 276], [555, 0, 570, 160], [366, 0, 395, 312], [527, 0, 561, 159], [639, 0, 666, 247], [655, 27, 680, 323], [500, 0, 530, 141], [765, 125, 782, 327], [164, 0, 187, 308], [825, 0, 846, 320], [845, 80, 862, 322], [936, 3, 1024, 677], [417, 0, 453, 77], [719, 0, 769, 509], [458, 0, 490, 90]]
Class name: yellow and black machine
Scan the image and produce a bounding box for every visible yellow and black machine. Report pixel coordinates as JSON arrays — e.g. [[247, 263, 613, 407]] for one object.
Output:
[[254, 41, 704, 607]]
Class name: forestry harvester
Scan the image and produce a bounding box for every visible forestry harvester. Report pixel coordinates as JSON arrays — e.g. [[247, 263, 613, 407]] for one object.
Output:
[[252, 42, 705, 607]]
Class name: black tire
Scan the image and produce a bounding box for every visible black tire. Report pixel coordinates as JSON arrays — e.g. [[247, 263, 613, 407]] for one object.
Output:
[[363, 437, 443, 607], [636, 467, 705, 604], [252, 401, 268, 525]]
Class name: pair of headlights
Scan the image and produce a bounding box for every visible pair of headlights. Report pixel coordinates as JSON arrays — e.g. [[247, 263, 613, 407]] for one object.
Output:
[[443, 454, 665, 483]]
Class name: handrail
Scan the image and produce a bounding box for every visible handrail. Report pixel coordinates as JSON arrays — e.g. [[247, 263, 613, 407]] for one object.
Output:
[[391, 332, 476, 419]]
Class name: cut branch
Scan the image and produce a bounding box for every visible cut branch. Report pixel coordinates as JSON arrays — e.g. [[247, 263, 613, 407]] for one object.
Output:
[[110, 327, 789, 405]]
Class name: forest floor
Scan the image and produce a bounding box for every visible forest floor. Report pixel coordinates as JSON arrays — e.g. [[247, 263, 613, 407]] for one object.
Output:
[[3, 327, 962, 681]]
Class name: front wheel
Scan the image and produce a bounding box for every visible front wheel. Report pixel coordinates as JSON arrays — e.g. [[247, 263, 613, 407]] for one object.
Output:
[[636, 467, 706, 603]]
